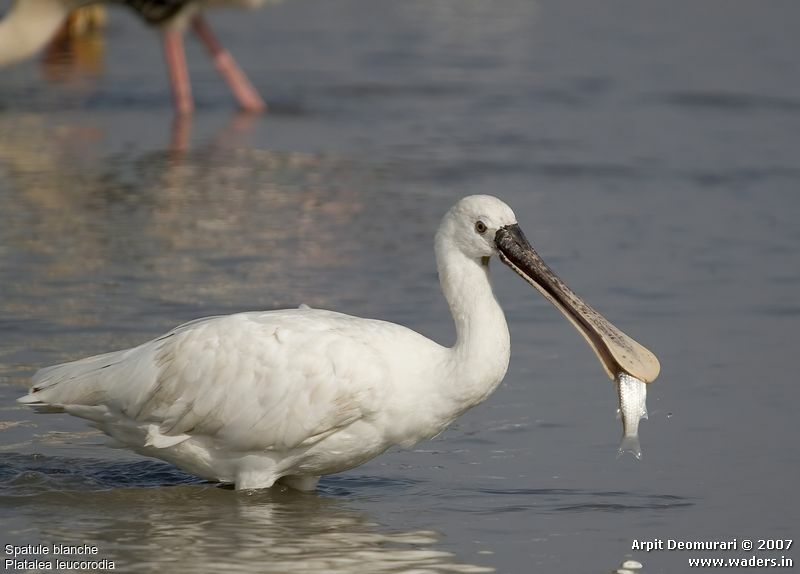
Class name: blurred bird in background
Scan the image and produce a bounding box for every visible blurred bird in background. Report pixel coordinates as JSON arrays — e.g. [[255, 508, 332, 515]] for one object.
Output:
[[41, 5, 108, 82], [0, 0, 269, 114]]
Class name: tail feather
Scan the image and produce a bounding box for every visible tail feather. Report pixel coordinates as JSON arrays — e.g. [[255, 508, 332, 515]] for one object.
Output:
[[31, 350, 124, 387], [20, 349, 130, 408], [17, 393, 46, 405]]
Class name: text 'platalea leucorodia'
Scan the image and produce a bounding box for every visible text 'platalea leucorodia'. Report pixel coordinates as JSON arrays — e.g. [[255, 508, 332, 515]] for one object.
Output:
[[19, 196, 659, 490]]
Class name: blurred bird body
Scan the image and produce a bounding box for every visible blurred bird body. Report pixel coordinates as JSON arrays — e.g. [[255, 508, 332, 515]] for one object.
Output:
[[0, 0, 269, 113]]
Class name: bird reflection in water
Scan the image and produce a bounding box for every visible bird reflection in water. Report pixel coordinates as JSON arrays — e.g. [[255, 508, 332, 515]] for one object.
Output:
[[40, 6, 107, 84], [0, 113, 365, 345], [1, 454, 493, 573]]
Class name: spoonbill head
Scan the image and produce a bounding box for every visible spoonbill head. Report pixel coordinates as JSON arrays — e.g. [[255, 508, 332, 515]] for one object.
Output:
[[436, 194, 517, 260], [19, 195, 658, 490]]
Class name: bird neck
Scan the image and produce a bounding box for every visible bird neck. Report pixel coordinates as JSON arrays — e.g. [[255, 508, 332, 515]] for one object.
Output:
[[435, 236, 510, 409], [0, 0, 77, 66]]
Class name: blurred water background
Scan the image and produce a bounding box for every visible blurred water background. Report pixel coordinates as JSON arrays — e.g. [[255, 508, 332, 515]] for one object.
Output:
[[0, 0, 798, 572]]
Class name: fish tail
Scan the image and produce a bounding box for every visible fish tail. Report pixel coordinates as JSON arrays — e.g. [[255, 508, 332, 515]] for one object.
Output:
[[617, 435, 642, 460]]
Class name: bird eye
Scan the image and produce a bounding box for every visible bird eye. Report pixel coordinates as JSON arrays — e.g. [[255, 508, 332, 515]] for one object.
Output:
[[475, 221, 487, 234]]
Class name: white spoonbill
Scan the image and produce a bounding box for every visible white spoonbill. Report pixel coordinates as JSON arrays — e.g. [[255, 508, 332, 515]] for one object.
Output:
[[0, 0, 268, 114], [19, 196, 659, 491]]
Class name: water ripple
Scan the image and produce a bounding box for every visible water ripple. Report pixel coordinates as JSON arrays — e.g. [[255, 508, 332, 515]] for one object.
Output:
[[467, 486, 694, 514], [0, 453, 202, 497], [0, 454, 493, 574], [657, 91, 800, 113]]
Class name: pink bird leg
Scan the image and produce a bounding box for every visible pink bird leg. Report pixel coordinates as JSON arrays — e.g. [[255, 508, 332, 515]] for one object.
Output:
[[162, 29, 193, 115], [192, 15, 266, 113]]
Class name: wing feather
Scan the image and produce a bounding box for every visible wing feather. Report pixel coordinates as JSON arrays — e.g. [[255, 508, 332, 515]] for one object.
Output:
[[25, 310, 392, 452]]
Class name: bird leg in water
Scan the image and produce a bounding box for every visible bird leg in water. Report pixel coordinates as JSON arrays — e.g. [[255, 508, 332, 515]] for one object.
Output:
[[191, 15, 266, 114], [162, 29, 193, 115]]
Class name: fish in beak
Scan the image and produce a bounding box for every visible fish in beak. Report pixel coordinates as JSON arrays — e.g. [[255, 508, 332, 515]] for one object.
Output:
[[495, 224, 660, 384]]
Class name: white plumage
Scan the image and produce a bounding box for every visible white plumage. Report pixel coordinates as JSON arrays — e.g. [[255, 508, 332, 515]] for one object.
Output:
[[21, 196, 516, 490], [20, 195, 659, 490]]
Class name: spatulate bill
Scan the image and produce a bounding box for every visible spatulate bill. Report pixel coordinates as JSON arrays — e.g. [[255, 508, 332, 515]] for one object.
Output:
[[495, 224, 660, 383]]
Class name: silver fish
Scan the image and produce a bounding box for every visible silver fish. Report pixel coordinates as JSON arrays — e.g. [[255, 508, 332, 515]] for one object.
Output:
[[616, 372, 648, 459], [494, 223, 659, 457]]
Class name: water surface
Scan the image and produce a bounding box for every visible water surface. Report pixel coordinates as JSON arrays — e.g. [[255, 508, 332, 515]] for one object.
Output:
[[1, 0, 798, 572]]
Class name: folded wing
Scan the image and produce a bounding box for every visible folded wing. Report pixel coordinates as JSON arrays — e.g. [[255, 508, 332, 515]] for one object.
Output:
[[22, 310, 391, 452]]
